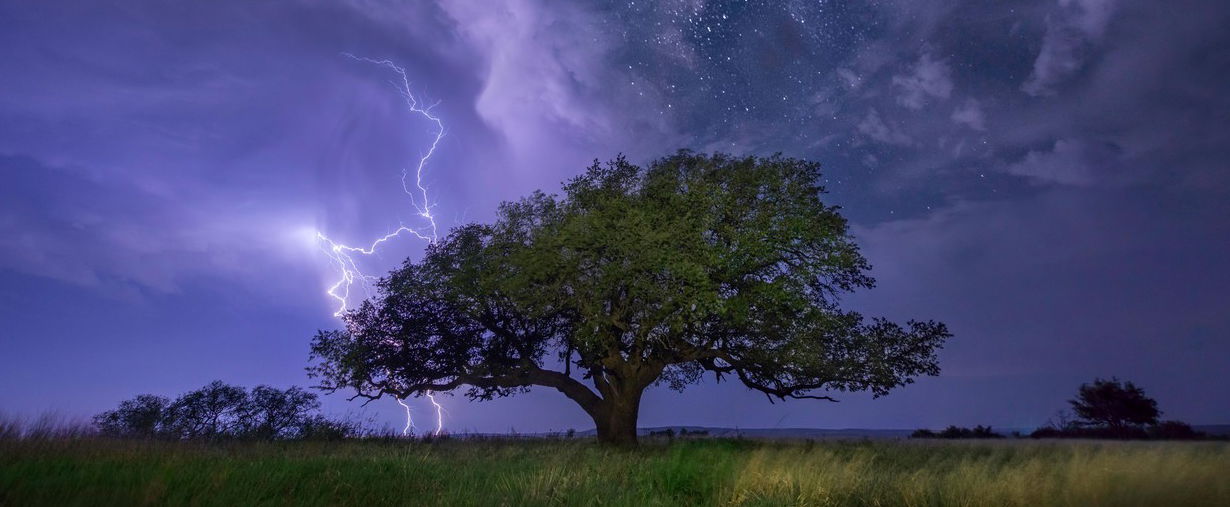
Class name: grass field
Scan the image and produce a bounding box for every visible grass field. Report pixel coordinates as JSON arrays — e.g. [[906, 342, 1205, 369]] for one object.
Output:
[[2, 437, 1227, 506]]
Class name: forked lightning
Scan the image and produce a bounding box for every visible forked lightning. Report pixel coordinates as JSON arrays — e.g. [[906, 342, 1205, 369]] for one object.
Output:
[[316, 55, 446, 436]]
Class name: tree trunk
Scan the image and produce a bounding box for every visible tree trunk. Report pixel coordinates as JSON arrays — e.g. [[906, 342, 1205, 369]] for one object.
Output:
[[592, 389, 643, 446]]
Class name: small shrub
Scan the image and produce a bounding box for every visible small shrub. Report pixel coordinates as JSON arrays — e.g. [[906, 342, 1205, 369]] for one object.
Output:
[[297, 415, 365, 441], [912, 425, 1003, 439], [1150, 420, 1206, 440]]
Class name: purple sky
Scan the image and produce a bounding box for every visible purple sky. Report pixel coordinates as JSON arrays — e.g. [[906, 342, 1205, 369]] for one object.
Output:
[[2, 0, 1228, 433]]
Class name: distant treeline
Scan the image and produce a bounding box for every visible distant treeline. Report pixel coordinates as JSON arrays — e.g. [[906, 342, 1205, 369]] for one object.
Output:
[[911, 425, 1004, 439], [913, 378, 1224, 441], [9, 377, 1223, 443], [647, 428, 710, 438], [92, 380, 365, 441]]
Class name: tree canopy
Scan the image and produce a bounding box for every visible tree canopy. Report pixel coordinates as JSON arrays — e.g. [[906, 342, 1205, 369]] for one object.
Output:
[[310, 151, 950, 444], [94, 381, 335, 440], [1069, 377, 1160, 430]]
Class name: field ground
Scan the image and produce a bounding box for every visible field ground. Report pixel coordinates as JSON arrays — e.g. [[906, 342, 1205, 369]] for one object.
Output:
[[1, 438, 1227, 506]]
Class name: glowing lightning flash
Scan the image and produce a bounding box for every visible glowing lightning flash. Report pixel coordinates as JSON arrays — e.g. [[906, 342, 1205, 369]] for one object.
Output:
[[316, 54, 446, 437], [395, 398, 414, 436]]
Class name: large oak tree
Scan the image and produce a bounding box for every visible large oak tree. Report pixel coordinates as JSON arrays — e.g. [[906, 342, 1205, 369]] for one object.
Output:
[[310, 152, 949, 445]]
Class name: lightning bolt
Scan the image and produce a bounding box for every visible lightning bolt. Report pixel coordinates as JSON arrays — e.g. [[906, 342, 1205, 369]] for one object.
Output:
[[396, 398, 415, 437], [316, 54, 447, 437], [426, 392, 444, 436]]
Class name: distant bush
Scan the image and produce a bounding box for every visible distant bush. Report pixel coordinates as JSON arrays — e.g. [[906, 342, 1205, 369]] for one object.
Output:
[[648, 428, 710, 438], [1030, 420, 1211, 440], [911, 425, 1003, 439], [1069, 378, 1159, 429], [1028, 425, 1147, 439], [296, 415, 368, 441], [93, 381, 355, 441], [1030, 379, 1217, 440], [1149, 420, 1205, 440]]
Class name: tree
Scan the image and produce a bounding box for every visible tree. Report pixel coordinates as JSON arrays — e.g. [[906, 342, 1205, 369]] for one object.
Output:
[[310, 152, 950, 445], [95, 382, 331, 440], [237, 385, 321, 439], [94, 394, 170, 438], [164, 380, 248, 439], [1069, 378, 1160, 430]]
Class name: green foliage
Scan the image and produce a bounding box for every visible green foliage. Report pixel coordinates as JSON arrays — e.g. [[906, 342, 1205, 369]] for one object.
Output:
[[310, 151, 950, 443], [2, 439, 1228, 506]]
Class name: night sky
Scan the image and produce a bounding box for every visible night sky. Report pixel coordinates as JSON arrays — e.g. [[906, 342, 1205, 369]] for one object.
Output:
[[2, 0, 1228, 433]]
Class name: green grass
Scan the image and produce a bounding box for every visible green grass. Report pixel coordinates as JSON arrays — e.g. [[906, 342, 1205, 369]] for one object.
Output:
[[1, 438, 1227, 506]]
